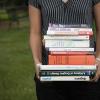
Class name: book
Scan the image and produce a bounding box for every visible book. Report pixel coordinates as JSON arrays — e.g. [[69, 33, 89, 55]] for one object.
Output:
[[40, 70, 95, 76], [48, 55, 95, 65], [40, 76, 91, 81], [47, 28, 93, 35], [48, 28, 92, 32], [50, 51, 94, 55], [48, 55, 57, 65], [68, 55, 95, 65], [48, 24, 91, 28], [45, 40, 90, 48], [44, 35, 90, 40], [40, 65, 96, 70], [49, 48, 94, 52]]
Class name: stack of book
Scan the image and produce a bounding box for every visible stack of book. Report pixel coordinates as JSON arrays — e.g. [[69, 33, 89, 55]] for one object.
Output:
[[40, 24, 96, 81]]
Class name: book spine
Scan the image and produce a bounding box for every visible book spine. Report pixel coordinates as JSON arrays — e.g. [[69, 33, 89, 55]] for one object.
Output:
[[44, 35, 89, 40], [40, 76, 90, 81], [48, 55, 95, 65], [48, 28, 92, 32], [40, 70, 95, 76], [49, 48, 94, 52], [40, 65, 96, 70], [48, 55, 56, 65], [50, 51, 94, 55], [45, 40, 90, 48], [47, 31, 93, 35], [48, 24, 90, 28]]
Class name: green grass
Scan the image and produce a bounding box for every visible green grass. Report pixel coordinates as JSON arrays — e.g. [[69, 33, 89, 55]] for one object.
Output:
[[0, 25, 37, 100]]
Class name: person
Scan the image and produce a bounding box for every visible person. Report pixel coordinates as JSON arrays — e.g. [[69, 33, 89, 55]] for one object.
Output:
[[28, 0, 100, 100]]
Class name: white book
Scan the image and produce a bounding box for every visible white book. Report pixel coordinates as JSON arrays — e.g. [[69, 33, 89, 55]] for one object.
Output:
[[47, 28, 93, 35], [48, 24, 90, 28], [44, 35, 89, 40], [47, 30, 93, 35], [49, 48, 94, 52], [48, 28, 92, 32], [45, 40, 90, 48], [40, 76, 90, 81], [40, 65, 96, 70]]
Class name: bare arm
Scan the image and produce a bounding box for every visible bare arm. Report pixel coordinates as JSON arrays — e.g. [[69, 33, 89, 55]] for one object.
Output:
[[94, 3, 100, 58], [92, 3, 100, 81], [29, 5, 42, 65], [29, 5, 42, 79]]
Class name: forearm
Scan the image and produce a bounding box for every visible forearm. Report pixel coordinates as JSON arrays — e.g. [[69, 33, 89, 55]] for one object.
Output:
[[96, 31, 100, 58], [30, 33, 42, 65]]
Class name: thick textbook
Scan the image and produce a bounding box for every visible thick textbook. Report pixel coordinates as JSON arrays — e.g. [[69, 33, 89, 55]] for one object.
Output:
[[40, 65, 96, 70], [40, 70, 95, 76], [40, 76, 91, 81], [45, 40, 90, 48], [48, 55, 95, 65]]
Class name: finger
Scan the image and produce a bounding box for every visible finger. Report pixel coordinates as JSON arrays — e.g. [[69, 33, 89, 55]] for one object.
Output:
[[91, 74, 99, 82]]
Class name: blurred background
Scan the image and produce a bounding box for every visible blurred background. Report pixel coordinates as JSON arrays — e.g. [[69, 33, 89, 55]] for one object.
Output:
[[0, 0, 37, 100]]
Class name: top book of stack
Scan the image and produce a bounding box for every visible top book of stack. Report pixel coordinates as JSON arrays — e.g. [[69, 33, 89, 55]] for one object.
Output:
[[47, 24, 93, 36]]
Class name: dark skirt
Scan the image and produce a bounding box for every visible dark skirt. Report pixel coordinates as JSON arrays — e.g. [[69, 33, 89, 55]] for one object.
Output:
[[34, 76, 100, 100]]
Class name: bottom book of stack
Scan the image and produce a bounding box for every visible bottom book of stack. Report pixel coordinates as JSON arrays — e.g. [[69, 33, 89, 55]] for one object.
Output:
[[40, 65, 96, 81]]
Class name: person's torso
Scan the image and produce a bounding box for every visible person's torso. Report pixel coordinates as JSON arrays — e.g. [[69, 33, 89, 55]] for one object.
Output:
[[39, 0, 94, 35]]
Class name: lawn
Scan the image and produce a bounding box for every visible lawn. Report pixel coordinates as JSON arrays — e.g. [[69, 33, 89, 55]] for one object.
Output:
[[0, 23, 37, 100]]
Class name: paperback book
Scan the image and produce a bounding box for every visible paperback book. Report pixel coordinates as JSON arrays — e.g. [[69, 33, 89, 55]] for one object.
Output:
[[45, 40, 90, 48], [40, 76, 91, 81]]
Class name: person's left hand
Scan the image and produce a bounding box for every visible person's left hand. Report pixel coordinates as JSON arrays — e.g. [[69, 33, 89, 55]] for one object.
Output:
[[91, 60, 100, 82]]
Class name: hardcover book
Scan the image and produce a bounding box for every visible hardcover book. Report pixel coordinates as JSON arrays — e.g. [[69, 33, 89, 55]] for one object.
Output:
[[48, 55, 95, 65]]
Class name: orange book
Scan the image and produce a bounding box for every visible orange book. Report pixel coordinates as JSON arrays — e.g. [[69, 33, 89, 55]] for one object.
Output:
[[48, 55, 56, 65], [86, 55, 95, 65], [56, 56, 62, 64], [48, 55, 95, 65], [68, 55, 86, 65], [62, 56, 68, 65], [48, 55, 52, 65]]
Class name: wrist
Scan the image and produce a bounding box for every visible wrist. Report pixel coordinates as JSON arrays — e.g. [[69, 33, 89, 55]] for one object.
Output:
[[96, 57, 100, 67], [36, 63, 42, 67], [96, 57, 100, 62]]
